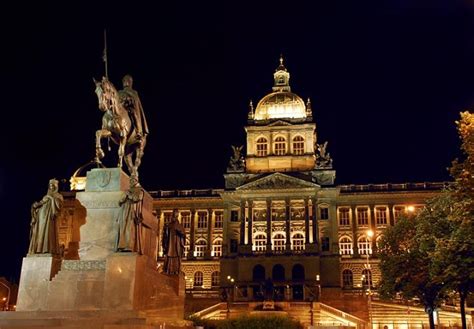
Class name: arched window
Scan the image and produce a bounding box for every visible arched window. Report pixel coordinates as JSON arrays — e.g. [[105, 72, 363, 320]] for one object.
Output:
[[272, 233, 286, 252], [292, 264, 305, 281], [195, 239, 207, 258], [212, 238, 223, 257], [291, 233, 305, 251], [256, 137, 268, 157], [293, 136, 305, 155], [361, 269, 372, 287], [274, 136, 287, 155], [342, 269, 353, 288], [358, 236, 371, 255], [254, 234, 266, 252], [194, 271, 203, 287], [339, 237, 353, 255], [253, 264, 266, 282], [272, 264, 285, 281], [211, 271, 220, 286]]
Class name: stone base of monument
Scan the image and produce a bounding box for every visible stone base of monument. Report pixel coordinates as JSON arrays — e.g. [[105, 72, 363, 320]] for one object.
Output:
[[10, 168, 189, 328]]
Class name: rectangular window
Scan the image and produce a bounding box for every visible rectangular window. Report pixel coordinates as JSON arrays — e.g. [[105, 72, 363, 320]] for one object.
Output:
[[321, 237, 330, 252], [320, 207, 329, 220], [230, 210, 239, 222], [338, 208, 350, 226], [357, 207, 369, 226], [163, 212, 173, 224], [197, 212, 208, 229], [230, 239, 238, 253], [214, 211, 223, 228], [181, 212, 191, 229], [375, 207, 387, 226], [393, 206, 405, 223]]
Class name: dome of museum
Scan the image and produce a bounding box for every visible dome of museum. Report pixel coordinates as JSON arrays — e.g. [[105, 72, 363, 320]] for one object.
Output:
[[253, 56, 307, 121]]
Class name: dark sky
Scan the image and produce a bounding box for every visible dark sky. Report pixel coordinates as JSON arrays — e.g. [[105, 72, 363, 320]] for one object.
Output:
[[1, 1, 474, 281]]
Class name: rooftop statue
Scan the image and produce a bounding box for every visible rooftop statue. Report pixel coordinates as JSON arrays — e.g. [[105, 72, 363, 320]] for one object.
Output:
[[227, 145, 245, 172], [316, 141, 333, 169], [28, 179, 64, 255], [93, 75, 148, 180]]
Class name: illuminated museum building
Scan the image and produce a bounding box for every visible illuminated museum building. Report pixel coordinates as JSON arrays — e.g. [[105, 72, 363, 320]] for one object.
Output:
[[64, 59, 442, 301]]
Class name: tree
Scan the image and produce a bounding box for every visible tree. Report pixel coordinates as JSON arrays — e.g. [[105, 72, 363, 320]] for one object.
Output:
[[378, 212, 446, 329], [433, 111, 474, 329]]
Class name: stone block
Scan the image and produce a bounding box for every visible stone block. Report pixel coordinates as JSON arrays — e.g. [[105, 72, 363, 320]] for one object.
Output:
[[85, 168, 130, 192], [16, 255, 61, 311]]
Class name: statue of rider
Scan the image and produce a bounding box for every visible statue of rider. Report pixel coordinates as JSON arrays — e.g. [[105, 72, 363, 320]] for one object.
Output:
[[119, 75, 149, 141]]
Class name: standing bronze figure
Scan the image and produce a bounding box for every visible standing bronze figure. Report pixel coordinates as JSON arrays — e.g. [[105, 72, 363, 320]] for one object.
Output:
[[94, 75, 148, 179], [28, 179, 64, 255], [116, 176, 144, 253], [162, 211, 186, 275]]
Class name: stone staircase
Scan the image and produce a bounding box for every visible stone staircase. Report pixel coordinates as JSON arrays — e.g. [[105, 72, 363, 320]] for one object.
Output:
[[193, 301, 366, 328], [370, 301, 471, 329]]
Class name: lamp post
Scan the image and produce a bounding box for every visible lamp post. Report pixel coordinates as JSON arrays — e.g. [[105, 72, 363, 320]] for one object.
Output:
[[0, 281, 10, 311], [366, 229, 374, 329]]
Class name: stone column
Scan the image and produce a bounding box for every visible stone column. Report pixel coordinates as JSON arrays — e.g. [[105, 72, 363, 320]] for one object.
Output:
[[239, 199, 246, 246], [247, 200, 253, 248], [285, 198, 291, 252], [188, 209, 196, 259], [312, 198, 319, 247], [266, 199, 272, 252], [304, 198, 310, 249], [206, 209, 213, 258], [369, 204, 376, 253], [351, 206, 359, 257]]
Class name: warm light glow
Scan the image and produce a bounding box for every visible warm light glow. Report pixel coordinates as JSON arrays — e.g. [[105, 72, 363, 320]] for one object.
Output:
[[254, 92, 306, 120], [406, 205, 415, 213], [2, 297, 5, 301], [231, 278, 235, 283], [367, 230, 374, 238], [227, 275, 231, 280], [70, 176, 87, 191], [316, 275, 320, 281]]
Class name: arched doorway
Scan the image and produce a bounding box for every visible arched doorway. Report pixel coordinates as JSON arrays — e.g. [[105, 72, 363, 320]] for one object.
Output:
[[252, 265, 266, 300], [272, 264, 285, 281], [292, 264, 305, 300]]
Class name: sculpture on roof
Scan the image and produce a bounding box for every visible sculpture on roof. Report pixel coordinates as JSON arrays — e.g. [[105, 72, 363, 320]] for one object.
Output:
[[28, 179, 64, 255], [227, 145, 245, 172], [93, 75, 148, 180], [316, 141, 333, 169]]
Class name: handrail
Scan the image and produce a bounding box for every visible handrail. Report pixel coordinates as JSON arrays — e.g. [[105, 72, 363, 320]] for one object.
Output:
[[320, 302, 367, 328]]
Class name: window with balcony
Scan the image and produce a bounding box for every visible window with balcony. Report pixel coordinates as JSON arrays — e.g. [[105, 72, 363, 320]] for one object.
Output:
[[358, 236, 372, 255], [254, 234, 267, 252], [272, 233, 286, 252], [339, 237, 353, 255], [212, 238, 222, 257], [195, 239, 207, 257], [292, 233, 305, 251]]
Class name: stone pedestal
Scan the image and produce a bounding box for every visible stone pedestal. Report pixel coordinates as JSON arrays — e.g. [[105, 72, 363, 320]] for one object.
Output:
[[14, 168, 185, 327], [16, 255, 61, 311]]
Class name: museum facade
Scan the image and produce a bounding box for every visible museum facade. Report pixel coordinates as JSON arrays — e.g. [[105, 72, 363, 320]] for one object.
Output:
[[62, 58, 443, 302]]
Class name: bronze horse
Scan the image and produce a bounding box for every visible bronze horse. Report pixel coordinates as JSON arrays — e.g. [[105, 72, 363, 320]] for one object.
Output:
[[93, 77, 147, 179]]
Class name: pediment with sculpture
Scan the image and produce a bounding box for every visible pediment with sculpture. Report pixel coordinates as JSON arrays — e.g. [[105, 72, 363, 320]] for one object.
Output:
[[237, 173, 319, 190]]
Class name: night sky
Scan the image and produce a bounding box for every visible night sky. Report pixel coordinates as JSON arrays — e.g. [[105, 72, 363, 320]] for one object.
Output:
[[1, 1, 474, 282]]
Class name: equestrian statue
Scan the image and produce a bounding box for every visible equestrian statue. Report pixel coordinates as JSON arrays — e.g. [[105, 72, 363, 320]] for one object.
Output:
[[93, 75, 149, 180]]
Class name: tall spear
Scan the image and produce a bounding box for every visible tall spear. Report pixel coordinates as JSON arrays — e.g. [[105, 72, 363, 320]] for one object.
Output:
[[102, 29, 109, 79]]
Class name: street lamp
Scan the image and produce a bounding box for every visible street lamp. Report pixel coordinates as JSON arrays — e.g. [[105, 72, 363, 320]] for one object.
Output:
[[366, 229, 374, 328], [0, 281, 10, 311]]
